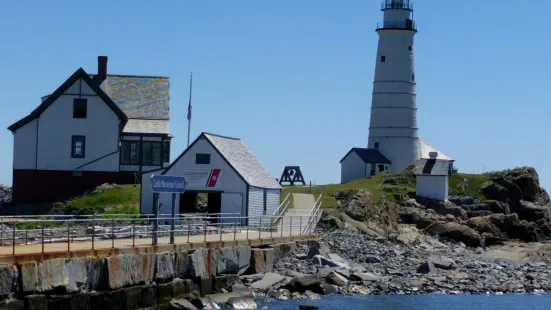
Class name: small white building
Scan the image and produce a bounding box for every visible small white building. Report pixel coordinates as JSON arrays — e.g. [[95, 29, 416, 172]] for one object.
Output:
[[339, 148, 391, 184], [140, 132, 282, 224], [414, 157, 451, 201]]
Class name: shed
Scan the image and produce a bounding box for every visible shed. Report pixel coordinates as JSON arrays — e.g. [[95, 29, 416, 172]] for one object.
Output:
[[339, 148, 391, 184], [140, 132, 282, 224], [414, 158, 451, 201]]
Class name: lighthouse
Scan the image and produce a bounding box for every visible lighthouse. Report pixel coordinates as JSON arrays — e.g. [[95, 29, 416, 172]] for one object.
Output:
[[339, 0, 454, 184], [367, 0, 419, 174]]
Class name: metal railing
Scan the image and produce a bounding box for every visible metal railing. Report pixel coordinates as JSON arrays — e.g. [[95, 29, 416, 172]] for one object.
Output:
[[272, 193, 291, 225], [0, 212, 319, 256], [381, 0, 414, 10], [376, 21, 417, 31], [302, 194, 323, 234]]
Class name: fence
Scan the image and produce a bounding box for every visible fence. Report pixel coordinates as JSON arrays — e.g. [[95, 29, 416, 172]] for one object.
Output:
[[0, 212, 319, 256]]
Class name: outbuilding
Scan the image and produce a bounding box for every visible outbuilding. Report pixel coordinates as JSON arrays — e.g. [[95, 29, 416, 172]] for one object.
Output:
[[339, 148, 391, 184], [414, 157, 451, 201], [140, 132, 282, 224]]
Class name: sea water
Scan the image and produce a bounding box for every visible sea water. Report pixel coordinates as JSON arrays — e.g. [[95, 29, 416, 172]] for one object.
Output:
[[257, 294, 551, 310]]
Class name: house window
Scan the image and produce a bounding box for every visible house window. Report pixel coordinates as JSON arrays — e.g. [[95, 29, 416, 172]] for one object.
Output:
[[196, 153, 211, 165], [381, 56, 386, 62], [163, 140, 170, 162], [71, 136, 86, 158], [73, 99, 87, 119], [120, 141, 140, 165], [142, 141, 162, 166], [374, 142, 379, 149]]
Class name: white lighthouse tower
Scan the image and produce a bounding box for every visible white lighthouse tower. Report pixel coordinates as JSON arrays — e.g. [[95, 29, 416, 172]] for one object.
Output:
[[339, 0, 454, 184], [367, 0, 420, 174]]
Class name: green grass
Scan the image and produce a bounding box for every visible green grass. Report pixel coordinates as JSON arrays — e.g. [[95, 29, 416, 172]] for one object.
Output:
[[58, 184, 141, 215], [281, 172, 491, 209]]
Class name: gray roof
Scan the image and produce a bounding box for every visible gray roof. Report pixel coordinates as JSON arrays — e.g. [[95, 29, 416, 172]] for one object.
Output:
[[90, 74, 170, 120], [122, 119, 171, 135], [414, 159, 450, 176], [204, 133, 282, 189], [419, 140, 453, 161], [340, 148, 391, 164]]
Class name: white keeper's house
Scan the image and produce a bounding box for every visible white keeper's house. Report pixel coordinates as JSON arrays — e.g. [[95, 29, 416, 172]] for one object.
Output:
[[7, 56, 172, 205], [140, 132, 282, 224]]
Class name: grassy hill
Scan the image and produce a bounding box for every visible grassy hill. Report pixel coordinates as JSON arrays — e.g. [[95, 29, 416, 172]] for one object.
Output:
[[282, 171, 491, 209], [53, 172, 491, 214]]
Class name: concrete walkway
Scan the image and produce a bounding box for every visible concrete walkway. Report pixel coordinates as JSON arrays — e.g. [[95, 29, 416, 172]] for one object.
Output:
[[279, 193, 316, 236], [0, 228, 313, 258]]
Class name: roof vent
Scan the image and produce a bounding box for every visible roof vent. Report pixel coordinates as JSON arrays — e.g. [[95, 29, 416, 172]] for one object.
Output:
[[429, 151, 438, 159]]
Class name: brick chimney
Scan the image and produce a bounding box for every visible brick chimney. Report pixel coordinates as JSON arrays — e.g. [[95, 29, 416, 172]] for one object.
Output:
[[97, 56, 108, 79]]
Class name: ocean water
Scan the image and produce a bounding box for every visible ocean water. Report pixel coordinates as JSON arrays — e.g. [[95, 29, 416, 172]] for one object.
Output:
[[258, 295, 551, 309]]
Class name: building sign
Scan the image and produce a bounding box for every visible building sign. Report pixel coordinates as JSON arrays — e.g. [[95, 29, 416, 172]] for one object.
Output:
[[182, 168, 221, 188], [151, 175, 186, 193]]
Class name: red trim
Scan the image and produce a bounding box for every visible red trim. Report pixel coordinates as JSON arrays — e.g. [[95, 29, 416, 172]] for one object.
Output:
[[206, 169, 221, 188], [11, 169, 137, 205]]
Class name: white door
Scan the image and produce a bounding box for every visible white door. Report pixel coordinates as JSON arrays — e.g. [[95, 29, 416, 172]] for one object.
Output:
[[221, 193, 243, 224]]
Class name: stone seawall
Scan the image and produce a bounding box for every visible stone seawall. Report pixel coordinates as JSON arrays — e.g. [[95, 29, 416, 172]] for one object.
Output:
[[0, 238, 320, 309]]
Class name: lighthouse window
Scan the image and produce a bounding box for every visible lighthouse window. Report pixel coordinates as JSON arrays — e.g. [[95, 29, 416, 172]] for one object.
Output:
[[408, 46, 412, 51], [412, 74, 415, 81], [374, 142, 379, 149], [380, 56, 386, 62]]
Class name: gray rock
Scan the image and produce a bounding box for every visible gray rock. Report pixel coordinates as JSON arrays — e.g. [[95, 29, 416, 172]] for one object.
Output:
[[326, 272, 347, 287], [351, 272, 386, 283], [170, 298, 198, 309], [227, 297, 257, 309], [156, 252, 176, 281], [365, 255, 382, 264], [0, 264, 18, 297], [106, 254, 143, 290], [250, 273, 287, 290]]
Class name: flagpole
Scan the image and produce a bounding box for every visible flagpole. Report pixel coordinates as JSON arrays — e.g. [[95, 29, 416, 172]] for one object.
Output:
[[187, 73, 193, 148]]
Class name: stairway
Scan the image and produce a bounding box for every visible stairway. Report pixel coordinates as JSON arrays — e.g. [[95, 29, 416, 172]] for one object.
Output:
[[279, 193, 316, 236]]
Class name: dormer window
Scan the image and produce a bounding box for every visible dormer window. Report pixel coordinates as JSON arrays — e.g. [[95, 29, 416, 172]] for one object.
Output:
[[73, 98, 87, 118]]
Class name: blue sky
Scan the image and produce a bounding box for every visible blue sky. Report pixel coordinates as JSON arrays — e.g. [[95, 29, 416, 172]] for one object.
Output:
[[0, 0, 549, 191]]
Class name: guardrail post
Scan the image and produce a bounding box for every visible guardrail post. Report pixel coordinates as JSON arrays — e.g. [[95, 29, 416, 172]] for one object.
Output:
[[67, 220, 70, 252], [41, 226, 44, 254], [300, 216, 302, 235], [111, 218, 115, 249], [233, 218, 237, 241], [290, 216, 293, 237], [12, 225, 16, 255], [280, 217, 283, 237], [25, 220, 28, 245], [170, 193, 176, 245], [92, 214, 96, 250], [187, 218, 191, 243], [259, 217, 262, 239], [152, 193, 159, 246], [132, 219, 136, 247], [203, 218, 207, 242]]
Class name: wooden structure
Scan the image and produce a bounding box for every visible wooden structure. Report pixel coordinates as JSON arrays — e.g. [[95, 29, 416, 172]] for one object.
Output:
[[279, 166, 306, 186]]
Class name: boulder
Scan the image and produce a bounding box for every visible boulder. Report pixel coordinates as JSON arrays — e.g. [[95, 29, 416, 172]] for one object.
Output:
[[516, 200, 551, 223], [250, 273, 287, 290], [464, 216, 505, 239], [216, 246, 251, 275], [106, 255, 142, 290], [424, 222, 483, 248], [415, 198, 468, 220], [226, 297, 257, 310], [326, 272, 347, 287], [335, 189, 399, 232], [480, 182, 510, 202], [492, 167, 550, 204], [247, 248, 274, 274], [283, 276, 325, 295], [155, 252, 176, 281], [0, 264, 18, 297], [307, 243, 330, 259], [170, 298, 198, 309], [399, 207, 446, 229]]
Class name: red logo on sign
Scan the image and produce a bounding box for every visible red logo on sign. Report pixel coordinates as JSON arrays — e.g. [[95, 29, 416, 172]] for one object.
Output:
[[206, 169, 221, 187]]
